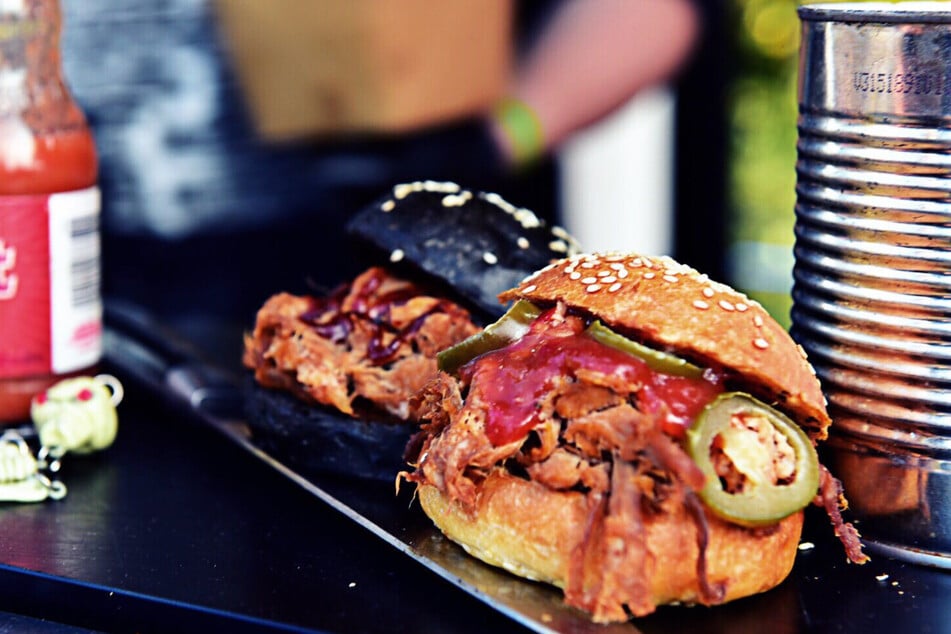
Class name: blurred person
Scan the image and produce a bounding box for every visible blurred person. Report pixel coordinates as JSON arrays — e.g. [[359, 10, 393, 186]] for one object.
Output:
[[61, 0, 700, 338], [490, 0, 699, 169]]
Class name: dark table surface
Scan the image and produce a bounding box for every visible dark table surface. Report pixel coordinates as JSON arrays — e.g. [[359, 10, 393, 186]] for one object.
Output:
[[0, 309, 948, 634]]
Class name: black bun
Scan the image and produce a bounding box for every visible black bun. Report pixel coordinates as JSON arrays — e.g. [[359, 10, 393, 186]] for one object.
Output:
[[346, 181, 580, 319], [244, 380, 415, 482]]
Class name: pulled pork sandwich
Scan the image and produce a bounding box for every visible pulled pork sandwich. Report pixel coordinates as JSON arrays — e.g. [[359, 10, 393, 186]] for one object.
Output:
[[243, 181, 580, 480], [242, 266, 482, 479], [402, 252, 868, 623]]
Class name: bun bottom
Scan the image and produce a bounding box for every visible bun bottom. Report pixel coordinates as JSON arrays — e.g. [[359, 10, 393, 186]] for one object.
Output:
[[418, 470, 803, 621], [244, 380, 414, 482]]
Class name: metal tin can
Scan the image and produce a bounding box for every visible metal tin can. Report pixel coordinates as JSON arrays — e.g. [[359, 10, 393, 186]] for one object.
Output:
[[793, 3, 951, 568]]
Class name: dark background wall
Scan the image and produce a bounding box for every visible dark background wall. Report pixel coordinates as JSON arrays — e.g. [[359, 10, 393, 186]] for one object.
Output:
[[59, 0, 723, 327], [59, 1, 561, 325]]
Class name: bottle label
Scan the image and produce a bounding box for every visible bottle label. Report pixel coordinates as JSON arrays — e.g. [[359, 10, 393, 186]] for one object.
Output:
[[0, 187, 102, 378]]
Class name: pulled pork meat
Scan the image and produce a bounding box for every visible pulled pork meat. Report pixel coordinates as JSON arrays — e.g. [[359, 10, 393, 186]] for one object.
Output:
[[407, 304, 867, 622], [243, 267, 480, 420], [408, 310, 726, 621], [815, 464, 868, 565]]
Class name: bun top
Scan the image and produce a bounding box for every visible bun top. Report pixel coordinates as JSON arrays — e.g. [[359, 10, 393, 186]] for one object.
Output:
[[498, 252, 831, 440], [346, 181, 581, 320]]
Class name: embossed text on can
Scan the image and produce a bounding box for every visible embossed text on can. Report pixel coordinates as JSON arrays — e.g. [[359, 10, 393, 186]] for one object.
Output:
[[799, 2, 951, 117]]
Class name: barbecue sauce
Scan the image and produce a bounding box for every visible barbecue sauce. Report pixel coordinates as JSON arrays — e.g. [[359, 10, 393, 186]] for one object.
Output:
[[0, 0, 101, 422], [461, 310, 725, 446]]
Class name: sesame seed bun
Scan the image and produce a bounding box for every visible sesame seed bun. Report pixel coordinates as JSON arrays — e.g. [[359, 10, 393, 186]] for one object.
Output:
[[417, 471, 803, 623], [346, 181, 580, 320], [497, 252, 831, 441]]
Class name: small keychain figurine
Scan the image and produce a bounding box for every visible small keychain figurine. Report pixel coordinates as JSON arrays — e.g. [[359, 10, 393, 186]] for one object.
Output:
[[0, 430, 66, 503], [0, 374, 124, 504], [31, 374, 124, 470]]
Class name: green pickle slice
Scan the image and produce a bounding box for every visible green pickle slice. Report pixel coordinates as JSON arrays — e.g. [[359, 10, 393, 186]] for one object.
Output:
[[437, 300, 542, 373], [686, 392, 819, 527], [585, 321, 703, 379], [438, 303, 705, 377]]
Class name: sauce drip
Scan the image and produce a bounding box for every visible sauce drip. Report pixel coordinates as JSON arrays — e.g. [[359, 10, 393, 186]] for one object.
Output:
[[460, 309, 724, 446]]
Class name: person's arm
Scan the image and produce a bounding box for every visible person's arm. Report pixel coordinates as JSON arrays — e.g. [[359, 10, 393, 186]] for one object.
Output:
[[490, 0, 700, 166]]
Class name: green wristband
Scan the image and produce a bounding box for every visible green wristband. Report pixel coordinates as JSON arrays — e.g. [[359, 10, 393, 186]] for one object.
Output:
[[492, 97, 544, 166]]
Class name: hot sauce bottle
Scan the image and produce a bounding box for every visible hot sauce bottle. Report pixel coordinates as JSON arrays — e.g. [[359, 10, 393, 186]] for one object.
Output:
[[0, 0, 101, 422]]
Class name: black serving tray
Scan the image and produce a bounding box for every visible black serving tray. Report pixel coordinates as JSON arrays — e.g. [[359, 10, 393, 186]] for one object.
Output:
[[99, 302, 951, 634]]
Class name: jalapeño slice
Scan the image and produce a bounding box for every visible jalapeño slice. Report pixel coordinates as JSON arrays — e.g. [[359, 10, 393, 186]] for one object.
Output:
[[585, 321, 703, 379], [437, 300, 542, 373], [686, 392, 819, 527]]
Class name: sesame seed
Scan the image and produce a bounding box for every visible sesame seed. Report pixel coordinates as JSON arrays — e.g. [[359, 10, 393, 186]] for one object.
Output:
[[693, 300, 709, 310], [517, 237, 530, 249], [514, 209, 542, 229], [753, 315, 764, 328], [798, 542, 815, 551], [482, 192, 516, 214], [522, 284, 537, 293], [644, 272, 656, 280], [718, 300, 735, 311], [702, 287, 715, 298], [381, 199, 396, 212], [586, 284, 602, 293], [602, 275, 617, 284], [570, 271, 582, 280], [663, 275, 679, 283], [581, 262, 596, 269], [735, 302, 749, 312], [597, 270, 611, 277], [431, 181, 461, 193], [581, 277, 598, 284], [617, 269, 628, 279], [389, 249, 405, 262], [441, 191, 471, 207], [608, 282, 622, 293], [753, 337, 769, 349], [483, 251, 498, 265], [630, 258, 643, 268]]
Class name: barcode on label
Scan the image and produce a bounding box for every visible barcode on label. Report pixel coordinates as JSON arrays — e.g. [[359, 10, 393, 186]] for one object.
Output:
[[69, 215, 100, 308]]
